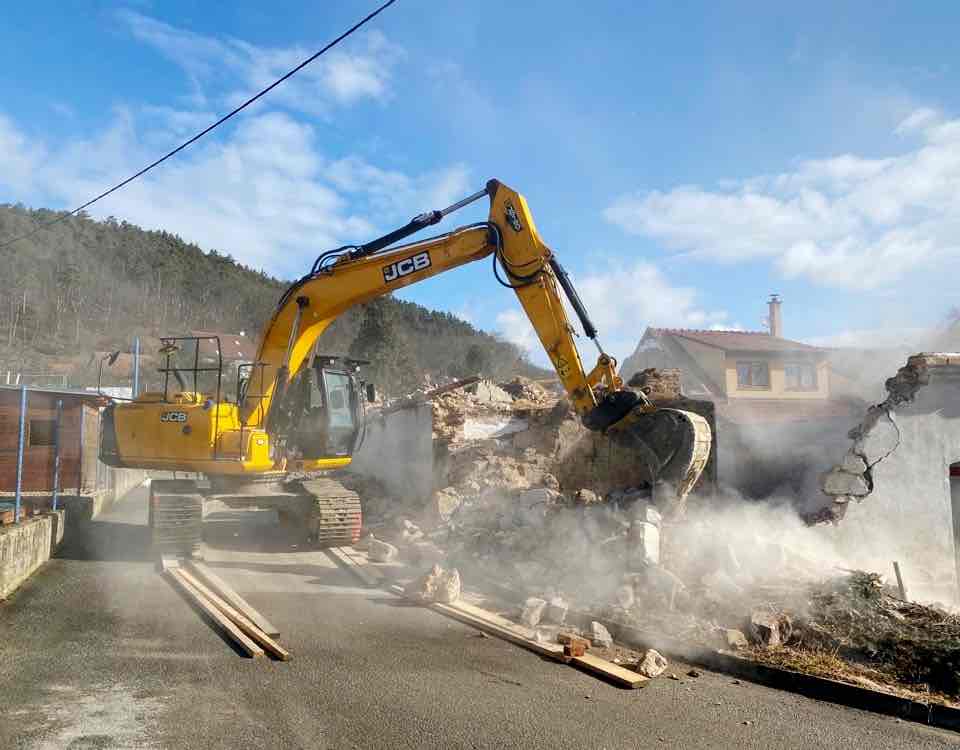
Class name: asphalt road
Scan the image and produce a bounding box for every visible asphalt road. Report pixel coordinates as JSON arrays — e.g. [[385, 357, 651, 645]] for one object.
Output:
[[1, 486, 958, 749]]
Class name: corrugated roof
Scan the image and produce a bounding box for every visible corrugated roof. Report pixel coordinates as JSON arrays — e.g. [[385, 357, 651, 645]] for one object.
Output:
[[0, 385, 111, 406], [645, 327, 826, 353]]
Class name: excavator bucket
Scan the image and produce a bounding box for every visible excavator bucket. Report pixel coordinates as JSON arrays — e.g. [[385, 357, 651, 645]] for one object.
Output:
[[607, 407, 712, 520]]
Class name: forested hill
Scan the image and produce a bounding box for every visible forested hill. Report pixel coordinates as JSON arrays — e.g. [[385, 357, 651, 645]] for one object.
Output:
[[0, 204, 546, 394]]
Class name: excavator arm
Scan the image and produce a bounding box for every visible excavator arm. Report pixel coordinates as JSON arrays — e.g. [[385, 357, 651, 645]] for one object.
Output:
[[245, 180, 618, 425], [245, 179, 711, 514]]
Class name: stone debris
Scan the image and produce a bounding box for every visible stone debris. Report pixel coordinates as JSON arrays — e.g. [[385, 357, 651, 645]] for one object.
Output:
[[434, 487, 463, 521], [748, 610, 792, 648], [368, 538, 398, 563], [438, 568, 462, 603], [544, 596, 569, 625], [636, 649, 668, 678], [466, 379, 514, 405], [575, 488, 600, 506], [400, 519, 424, 543], [820, 467, 870, 497], [520, 597, 547, 627], [630, 521, 660, 567], [627, 368, 681, 402], [723, 629, 749, 650], [404, 564, 462, 604], [590, 621, 614, 648]]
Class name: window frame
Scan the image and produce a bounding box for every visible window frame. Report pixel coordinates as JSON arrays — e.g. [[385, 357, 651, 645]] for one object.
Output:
[[736, 360, 771, 390], [785, 361, 818, 392], [28, 418, 57, 447]]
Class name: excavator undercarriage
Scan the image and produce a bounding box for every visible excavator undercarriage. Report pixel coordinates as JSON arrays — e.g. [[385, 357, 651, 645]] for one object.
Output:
[[148, 475, 363, 559]]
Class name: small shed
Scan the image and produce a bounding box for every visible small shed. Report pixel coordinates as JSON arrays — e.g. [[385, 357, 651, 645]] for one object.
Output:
[[0, 386, 109, 496]]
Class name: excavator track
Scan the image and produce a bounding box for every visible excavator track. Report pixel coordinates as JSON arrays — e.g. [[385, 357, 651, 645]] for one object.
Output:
[[297, 477, 363, 547], [609, 407, 712, 520]]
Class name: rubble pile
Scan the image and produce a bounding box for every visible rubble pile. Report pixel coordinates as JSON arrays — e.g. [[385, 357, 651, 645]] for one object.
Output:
[[344, 372, 958, 697], [795, 571, 960, 694]]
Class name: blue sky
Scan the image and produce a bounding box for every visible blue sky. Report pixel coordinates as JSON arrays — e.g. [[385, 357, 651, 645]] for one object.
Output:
[[2, 1, 959, 365]]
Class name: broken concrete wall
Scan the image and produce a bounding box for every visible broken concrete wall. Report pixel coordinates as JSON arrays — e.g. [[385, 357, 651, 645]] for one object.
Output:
[[351, 402, 434, 504], [818, 354, 960, 598]]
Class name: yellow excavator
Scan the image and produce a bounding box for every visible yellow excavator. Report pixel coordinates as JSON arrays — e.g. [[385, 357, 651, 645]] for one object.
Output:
[[100, 180, 711, 556]]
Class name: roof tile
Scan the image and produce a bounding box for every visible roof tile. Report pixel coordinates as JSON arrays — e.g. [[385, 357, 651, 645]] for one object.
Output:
[[645, 327, 825, 353]]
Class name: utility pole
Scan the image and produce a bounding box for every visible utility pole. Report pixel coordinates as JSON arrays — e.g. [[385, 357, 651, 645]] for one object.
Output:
[[133, 336, 141, 397]]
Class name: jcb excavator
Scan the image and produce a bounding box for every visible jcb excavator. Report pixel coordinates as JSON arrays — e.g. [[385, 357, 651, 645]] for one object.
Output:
[[100, 180, 711, 557]]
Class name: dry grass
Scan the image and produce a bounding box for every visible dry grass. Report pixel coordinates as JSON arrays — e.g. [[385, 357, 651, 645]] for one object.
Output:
[[745, 645, 960, 708]]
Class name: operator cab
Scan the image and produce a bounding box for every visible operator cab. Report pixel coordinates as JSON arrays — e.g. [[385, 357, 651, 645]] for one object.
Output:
[[285, 354, 372, 460]]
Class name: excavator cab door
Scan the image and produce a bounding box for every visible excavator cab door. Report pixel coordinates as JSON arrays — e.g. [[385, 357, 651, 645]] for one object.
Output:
[[319, 369, 357, 456], [283, 357, 362, 460]]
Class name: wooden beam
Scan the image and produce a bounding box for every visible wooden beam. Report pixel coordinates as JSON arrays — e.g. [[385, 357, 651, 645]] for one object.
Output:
[[326, 546, 383, 587], [893, 561, 908, 601], [389, 584, 566, 661], [177, 568, 290, 661], [379, 376, 480, 416], [571, 653, 648, 689], [186, 560, 279, 636], [166, 569, 264, 658]]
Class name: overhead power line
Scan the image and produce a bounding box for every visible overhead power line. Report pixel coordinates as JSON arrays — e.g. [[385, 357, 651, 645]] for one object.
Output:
[[0, 0, 398, 250]]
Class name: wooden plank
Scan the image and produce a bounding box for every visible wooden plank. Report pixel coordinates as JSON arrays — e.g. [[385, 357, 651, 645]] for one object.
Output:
[[177, 568, 291, 661], [571, 653, 648, 689], [893, 560, 908, 601], [186, 560, 279, 636], [166, 569, 264, 658], [160, 554, 180, 572], [326, 546, 382, 587], [388, 584, 566, 661]]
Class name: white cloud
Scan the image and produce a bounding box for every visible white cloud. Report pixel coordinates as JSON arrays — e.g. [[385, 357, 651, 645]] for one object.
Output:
[[0, 115, 47, 194], [326, 157, 471, 218], [0, 109, 469, 278], [118, 11, 403, 115], [605, 108, 960, 290], [496, 260, 726, 366]]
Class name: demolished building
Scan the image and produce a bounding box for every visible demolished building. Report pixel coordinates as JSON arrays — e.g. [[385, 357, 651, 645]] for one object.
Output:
[[620, 297, 861, 510], [815, 353, 960, 603]]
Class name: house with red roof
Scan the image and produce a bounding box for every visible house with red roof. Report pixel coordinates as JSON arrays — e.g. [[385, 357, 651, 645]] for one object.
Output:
[[621, 296, 862, 502]]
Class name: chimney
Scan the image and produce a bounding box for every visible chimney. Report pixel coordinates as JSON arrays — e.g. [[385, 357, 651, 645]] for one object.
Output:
[[768, 294, 782, 338]]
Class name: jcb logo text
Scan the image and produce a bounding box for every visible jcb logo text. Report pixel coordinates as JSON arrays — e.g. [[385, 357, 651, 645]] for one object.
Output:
[[383, 251, 431, 283], [160, 411, 187, 423]]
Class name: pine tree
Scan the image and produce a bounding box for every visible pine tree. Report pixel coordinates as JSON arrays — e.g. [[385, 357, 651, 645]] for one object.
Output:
[[464, 343, 489, 377], [349, 298, 418, 398]]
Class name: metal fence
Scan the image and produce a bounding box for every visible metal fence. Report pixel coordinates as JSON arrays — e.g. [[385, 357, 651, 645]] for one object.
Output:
[[2, 386, 65, 524]]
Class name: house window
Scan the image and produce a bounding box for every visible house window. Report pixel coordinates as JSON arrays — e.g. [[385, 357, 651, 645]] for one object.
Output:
[[29, 419, 57, 446], [736, 361, 770, 389], [785, 362, 818, 391]]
